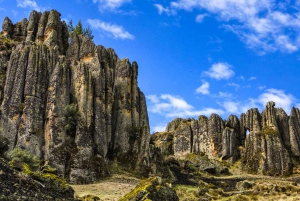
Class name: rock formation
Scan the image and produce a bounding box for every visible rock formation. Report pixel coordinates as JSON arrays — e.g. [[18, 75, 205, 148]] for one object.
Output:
[[0, 10, 150, 183], [0, 157, 75, 200], [119, 177, 179, 201], [159, 101, 300, 176]]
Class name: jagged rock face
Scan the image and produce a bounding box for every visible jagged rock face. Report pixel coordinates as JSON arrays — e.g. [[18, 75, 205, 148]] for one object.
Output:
[[222, 115, 240, 162], [241, 102, 292, 175], [160, 101, 300, 176], [166, 115, 228, 160], [0, 10, 150, 183], [150, 132, 174, 156], [289, 107, 300, 157], [172, 119, 193, 158]]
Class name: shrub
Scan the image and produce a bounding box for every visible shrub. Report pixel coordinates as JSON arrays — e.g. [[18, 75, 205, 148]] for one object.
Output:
[[7, 148, 40, 171], [64, 103, 80, 137]]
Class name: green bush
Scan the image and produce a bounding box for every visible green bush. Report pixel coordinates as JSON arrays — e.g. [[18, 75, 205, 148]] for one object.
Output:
[[64, 103, 80, 137], [7, 148, 40, 171]]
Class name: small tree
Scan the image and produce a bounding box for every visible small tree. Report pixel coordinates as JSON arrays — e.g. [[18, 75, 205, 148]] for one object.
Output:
[[67, 20, 94, 40], [83, 25, 94, 40], [74, 20, 83, 36], [67, 20, 75, 33]]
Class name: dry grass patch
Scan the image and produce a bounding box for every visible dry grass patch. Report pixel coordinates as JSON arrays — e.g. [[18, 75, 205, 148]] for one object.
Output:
[[71, 174, 140, 201]]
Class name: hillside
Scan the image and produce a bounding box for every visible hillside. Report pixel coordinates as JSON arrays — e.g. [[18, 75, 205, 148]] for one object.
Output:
[[0, 157, 75, 200]]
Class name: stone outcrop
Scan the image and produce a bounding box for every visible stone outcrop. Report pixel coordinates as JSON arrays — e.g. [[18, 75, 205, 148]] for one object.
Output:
[[0, 10, 150, 183], [160, 101, 300, 176], [0, 157, 75, 200], [241, 101, 292, 175], [119, 177, 179, 201]]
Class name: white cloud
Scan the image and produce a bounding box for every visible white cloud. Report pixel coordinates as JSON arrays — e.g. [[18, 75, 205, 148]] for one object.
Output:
[[275, 35, 298, 53], [203, 62, 234, 80], [258, 88, 295, 112], [12, 10, 18, 16], [87, 19, 134, 40], [147, 95, 160, 103], [147, 94, 224, 118], [17, 0, 43, 11], [159, 0, 300, 54], [195, 14, 208, 23], [217, 92, 233, 98], [249, 76, 256, 80], [154, 4, 176, 15], [222, 101, 239, 113], [160, 94, 193, 111], [196, 81, 209, 94], [228, 83, 240, 90], [220, 98, 259, 115], [92, 0, 131, 11], [152, 124, 167, 132], [219, 88, 297, 115]]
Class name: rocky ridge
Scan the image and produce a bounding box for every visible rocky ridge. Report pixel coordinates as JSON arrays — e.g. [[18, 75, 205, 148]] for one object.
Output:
[[156, 101, 300, 176], [0, 10, 150, 184]]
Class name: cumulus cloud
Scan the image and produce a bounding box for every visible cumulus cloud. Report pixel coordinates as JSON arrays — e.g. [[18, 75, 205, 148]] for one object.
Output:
[[147, 94, 224, 118], [88, 19, 134, 40], [157, 0, 300, 54], [203, 62, 234, 80], [258, 88, 295, 112], [92, 0, 131, 11], [196, 81, 210, 94], [220, 88, 296, 115], [17, 0, 44, 11], [222, 101, 239, 113]]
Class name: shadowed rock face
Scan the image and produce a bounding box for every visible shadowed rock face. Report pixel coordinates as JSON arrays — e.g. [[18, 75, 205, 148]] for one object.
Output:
[[162, 101, 300, 176], [0, 10, 150, 183]]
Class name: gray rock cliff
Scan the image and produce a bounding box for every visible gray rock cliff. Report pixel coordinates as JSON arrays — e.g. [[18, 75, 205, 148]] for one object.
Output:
[[0, 10, 150, 183], [160, 101, 300, 176]]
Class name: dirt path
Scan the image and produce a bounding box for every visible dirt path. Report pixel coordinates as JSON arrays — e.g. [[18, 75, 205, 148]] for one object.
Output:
[[71, 174, 140, 201]]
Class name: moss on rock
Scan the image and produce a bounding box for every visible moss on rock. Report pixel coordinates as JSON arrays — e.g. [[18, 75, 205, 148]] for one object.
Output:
[[119, 177, 179, 201]]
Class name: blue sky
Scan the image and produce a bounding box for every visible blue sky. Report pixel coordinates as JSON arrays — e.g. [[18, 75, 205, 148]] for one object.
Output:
[[1, 0, 300, 132]]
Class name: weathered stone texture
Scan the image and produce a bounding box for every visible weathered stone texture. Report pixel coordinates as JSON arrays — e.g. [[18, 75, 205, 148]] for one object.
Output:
[[159, 101, 300, 176], [289, 107, 300, 157], [0, 10, 150, 183], [222, 115, 240, 162]]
